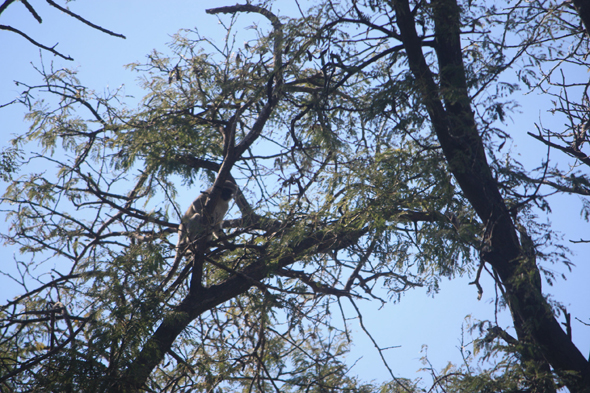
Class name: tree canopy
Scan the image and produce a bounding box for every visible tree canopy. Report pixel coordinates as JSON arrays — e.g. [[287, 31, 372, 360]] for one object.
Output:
[[1, 0, 590, 392]]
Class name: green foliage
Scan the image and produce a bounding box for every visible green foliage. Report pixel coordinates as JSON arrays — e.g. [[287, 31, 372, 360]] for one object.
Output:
[[1, 0, 589, 391]]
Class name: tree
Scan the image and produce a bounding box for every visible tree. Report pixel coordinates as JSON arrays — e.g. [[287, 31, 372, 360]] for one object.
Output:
[[1, 1, 589, 392]]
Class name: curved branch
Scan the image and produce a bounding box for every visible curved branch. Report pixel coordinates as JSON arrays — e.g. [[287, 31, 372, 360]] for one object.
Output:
[[207, 4, 284, 159], [0, 24, 73, 60], [0, 0, 17, 15]]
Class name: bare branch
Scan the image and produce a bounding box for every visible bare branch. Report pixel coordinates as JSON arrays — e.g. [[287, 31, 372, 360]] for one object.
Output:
[[46, 0, 126, 39], [528, 131, 590, 167], [21, 0, 42, 23], [0, 0, 17, 15], [0, 24, 73, 60]]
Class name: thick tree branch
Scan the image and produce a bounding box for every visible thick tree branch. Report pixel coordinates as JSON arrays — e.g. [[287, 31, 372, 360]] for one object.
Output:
[[573, 0, 590, 37], [115, 224, 367, 391]]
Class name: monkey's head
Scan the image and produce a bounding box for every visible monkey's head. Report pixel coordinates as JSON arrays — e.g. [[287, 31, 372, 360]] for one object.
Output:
[[220, 181, 237, 201]]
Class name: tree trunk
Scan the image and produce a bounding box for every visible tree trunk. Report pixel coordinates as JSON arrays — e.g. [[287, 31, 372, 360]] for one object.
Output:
[[392, 0, 590, 390]]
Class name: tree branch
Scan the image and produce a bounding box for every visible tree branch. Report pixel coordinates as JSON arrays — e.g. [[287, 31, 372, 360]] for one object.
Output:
[[116, 223, 368, 391], [528, 131, 590, 168], [21, 0, 42, 23], [393, 0, 588, 388], [0, 25, 73, 60], [46, 0, 126, 39]]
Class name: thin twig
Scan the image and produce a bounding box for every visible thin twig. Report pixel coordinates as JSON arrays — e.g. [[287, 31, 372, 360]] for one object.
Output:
[[348, 298, 411, 392]]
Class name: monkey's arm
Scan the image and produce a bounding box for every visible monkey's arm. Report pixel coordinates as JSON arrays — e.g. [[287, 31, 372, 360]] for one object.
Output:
[[209, 198, 232, 245]]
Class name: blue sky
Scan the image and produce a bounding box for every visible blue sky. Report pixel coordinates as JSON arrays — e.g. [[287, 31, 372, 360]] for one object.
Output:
[[1, 0, 589, 385]]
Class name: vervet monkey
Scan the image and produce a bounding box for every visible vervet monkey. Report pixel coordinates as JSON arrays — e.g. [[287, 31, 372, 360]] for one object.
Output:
[[163, 180, 237, 288]]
